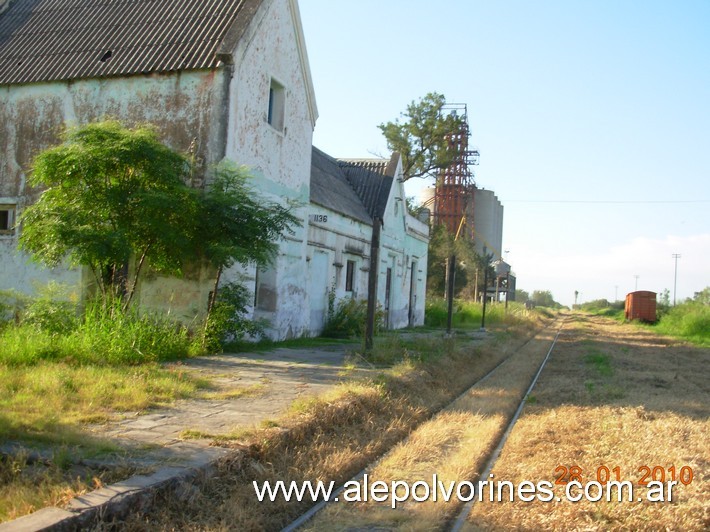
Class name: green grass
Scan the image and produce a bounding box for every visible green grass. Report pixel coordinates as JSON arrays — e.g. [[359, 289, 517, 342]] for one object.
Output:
[[424, 298, 538, 329], [652, 302, 710, 346], [0, 302, 204, 367], [0, 362, 211, 446], [584, 350, 613, 376]]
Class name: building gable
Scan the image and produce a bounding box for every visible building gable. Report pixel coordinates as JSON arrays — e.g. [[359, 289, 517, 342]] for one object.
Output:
[[337, 156, 396, 221], [310, 147, 371, 224]]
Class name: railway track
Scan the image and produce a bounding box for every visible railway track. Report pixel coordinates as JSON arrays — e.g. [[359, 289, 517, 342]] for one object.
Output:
[[448, 325, 563, 531], [282, 319, 567, 531]]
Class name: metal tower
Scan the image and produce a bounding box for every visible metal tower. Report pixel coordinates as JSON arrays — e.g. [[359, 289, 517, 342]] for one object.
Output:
[[432, 103, 479, 238]]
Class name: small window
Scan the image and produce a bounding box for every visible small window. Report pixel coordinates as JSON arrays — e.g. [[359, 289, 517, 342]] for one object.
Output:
[[267, 78, 285, 131], [0, 204, 16, 235], [345, 260, 356, 292]]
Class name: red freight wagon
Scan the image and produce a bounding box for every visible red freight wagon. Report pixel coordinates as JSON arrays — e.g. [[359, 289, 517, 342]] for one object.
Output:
[[625, 291, 657, 323]]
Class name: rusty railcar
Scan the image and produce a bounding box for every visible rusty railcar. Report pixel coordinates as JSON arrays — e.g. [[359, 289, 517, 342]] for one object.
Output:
[[625, 291, 657, 323]]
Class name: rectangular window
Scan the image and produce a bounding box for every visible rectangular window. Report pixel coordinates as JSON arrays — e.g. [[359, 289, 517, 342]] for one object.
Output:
[[267, 78, 285, 131], [0, 204, 16, 235], [345, 260, 355, 292]]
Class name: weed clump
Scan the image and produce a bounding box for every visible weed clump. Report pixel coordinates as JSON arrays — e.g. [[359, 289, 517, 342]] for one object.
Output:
[[322, 295, 383, 339], [0, 295, 200, 366]]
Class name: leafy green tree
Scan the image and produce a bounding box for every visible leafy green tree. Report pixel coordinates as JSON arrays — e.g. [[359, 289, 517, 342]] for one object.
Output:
[[20, 121, 299, 330], [515, 289, 531, 302], [693, 287, 710, 305], [531, 290, 560, 308], [21, 121, 198, 309], [378, 92, 466, 181], [196, 162, 299, 327], [426, 224, 491, 300]]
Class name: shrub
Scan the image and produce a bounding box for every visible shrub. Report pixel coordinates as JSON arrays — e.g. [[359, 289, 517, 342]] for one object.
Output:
[[322, 297, 379, 339], [204, 282, 265, 351], [654, 301, 710, 346]]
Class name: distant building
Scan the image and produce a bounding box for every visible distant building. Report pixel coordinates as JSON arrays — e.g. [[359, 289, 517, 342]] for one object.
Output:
[[471, 189, 504, 260], [420, 186, 504, 259], [309, 149, 429, 334]]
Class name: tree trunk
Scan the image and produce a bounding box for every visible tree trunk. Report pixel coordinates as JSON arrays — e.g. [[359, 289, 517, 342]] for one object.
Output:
[[123, 244, 151, 313], [203, 265, 223, 348]]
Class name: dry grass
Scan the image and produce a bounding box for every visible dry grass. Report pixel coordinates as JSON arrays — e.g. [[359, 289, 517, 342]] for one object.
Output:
[[305, 326, 560, 530], [0, 450, 137, 522], [465, 313, 709, 531], [107, 317, 548, 531]]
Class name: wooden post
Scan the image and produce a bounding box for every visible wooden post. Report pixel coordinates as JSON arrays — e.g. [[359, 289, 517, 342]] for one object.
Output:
[[446, 253, 456, 334], [365, 219, 381, 351]]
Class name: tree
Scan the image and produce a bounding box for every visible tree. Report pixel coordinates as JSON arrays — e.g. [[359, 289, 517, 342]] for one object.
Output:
[[20, 121, 299, 322], [378, 92, 466, 181], [515, 289, 531, 303], [196, 162, 299, 324], [426, 224, 491, 300], [531, 290, 560, 308], [21, 121, 199, 309]]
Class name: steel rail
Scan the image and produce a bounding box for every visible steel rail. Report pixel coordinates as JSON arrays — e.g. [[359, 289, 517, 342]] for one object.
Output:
[[281, 321, 562, 532], [449, 325, 564, 531]]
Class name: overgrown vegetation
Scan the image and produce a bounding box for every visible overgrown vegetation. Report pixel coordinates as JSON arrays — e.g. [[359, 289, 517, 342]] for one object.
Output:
[[0, 286, 201, 367], [112, 313, 547, 530], [425, 298, 536, 328], [18, 120, 299, 348], [322, 294, 383, 340], [653, 287, 710, 346], [577, 298, 625, 319]]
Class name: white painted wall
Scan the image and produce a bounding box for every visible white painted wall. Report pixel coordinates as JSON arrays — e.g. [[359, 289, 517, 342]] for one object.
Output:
[[305, 156, 429, 335], [377, 164, 429, 329], [305, 204, 372, 335], [222, 0, 316, 339]]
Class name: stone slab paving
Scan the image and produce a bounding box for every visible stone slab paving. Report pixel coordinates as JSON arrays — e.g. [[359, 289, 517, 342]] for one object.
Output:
[[87, 344, 364, 450], [1, 342, 371, 531], [4, 331, 498, 530]]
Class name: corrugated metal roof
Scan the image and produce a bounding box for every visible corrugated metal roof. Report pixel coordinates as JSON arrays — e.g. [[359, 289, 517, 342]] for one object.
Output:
[[0, 0, 262, 85], [310, 147, 372, 225], [338, 157, 389, 177], [338, 157, 394, 221], [338, 160, 394, 219]]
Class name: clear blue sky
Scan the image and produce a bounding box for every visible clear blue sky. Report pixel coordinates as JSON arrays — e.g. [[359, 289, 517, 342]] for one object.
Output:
[[298, 0, 710, 307]]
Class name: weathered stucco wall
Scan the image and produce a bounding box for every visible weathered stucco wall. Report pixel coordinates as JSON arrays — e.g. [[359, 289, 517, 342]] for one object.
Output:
[[305, 165, 429, 335], [306, 206, 372, 335], [377, 167, 429, 329], [221, 0, 315, 339], [0, 69, 229, 298]]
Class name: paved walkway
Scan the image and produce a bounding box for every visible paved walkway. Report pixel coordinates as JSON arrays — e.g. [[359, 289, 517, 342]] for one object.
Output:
[[3, 332, 495, 531], [86, 342, 373, 466]]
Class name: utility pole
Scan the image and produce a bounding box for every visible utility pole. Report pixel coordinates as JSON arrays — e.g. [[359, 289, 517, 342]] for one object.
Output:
[[446, 254, 456, 334], [672, 253, 681, 306], [481, 265, 488, 330], [365, 219, 381, 351], [634, 275, 639, 291]]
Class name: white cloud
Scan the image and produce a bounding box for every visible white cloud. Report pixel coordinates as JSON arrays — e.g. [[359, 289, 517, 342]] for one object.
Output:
[[512, 234, 710, 306]]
